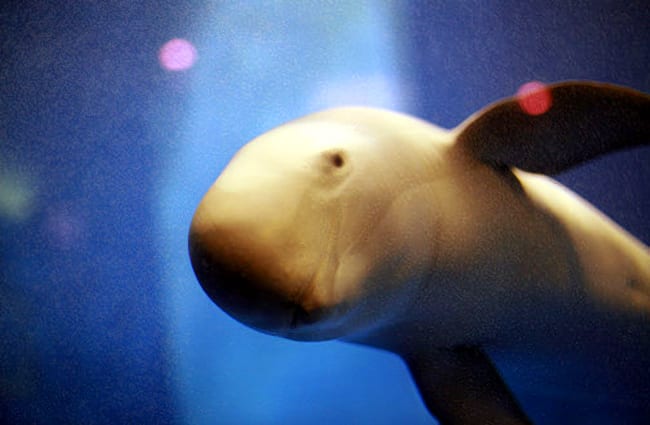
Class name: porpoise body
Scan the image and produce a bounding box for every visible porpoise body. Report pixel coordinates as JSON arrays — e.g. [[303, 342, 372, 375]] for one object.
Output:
[[188, 82, 650, 424]]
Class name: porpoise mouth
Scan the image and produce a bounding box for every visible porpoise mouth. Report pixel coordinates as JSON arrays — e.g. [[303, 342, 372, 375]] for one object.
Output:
[[188, 225, 323, 336]]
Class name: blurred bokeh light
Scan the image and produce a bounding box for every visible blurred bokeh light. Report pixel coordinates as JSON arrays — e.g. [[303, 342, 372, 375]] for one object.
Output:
[[0, 166, 37, 223], [517, 81, 552, 116], [159, 38, 198, 71]]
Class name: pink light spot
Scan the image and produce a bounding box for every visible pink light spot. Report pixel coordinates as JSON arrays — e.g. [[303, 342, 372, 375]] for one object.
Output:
[[44, 205, 86, 250], [159, 38, 197, 71], [516, 81, 552, 116]]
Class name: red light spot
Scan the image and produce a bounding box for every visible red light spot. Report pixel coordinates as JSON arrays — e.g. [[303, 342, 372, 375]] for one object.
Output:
[[159, 38, 197, 71], [516, 81, 552, 116]]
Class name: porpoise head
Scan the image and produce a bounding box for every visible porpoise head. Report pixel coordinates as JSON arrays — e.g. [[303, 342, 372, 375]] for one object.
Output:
[[188, 108, 451, 341]]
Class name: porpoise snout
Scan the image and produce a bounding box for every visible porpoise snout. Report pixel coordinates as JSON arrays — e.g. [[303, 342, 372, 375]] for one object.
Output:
[[187, 225, 295, 335], [187, 188, 327, 335]]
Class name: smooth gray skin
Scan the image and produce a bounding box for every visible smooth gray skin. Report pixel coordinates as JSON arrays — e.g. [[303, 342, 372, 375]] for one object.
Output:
[[188, 82, 650, 424]]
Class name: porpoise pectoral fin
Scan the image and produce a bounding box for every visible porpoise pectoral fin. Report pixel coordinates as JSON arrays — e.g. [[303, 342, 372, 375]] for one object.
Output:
[[404, 346, 532, 425], [456, 81, 649, 174]]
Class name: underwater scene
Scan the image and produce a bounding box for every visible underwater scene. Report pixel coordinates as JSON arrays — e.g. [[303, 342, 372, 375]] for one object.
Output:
[[2, 1, 649, 424]]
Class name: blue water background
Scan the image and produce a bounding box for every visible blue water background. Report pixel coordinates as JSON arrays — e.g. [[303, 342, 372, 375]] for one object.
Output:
[[1, 1, 648, 424]]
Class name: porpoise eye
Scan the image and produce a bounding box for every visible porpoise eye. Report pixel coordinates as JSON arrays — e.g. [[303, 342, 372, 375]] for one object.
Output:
[[318, 149, 350, 179], [329, 152, 345, 168]]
